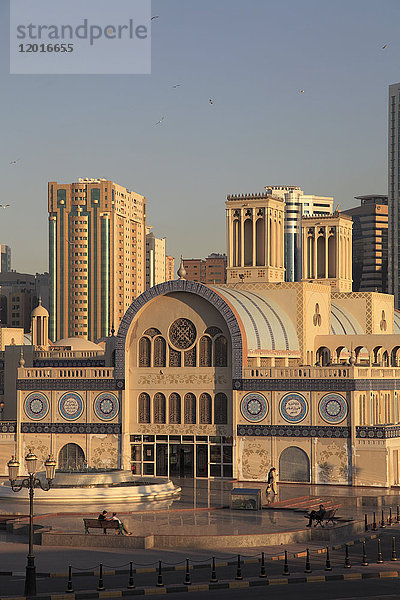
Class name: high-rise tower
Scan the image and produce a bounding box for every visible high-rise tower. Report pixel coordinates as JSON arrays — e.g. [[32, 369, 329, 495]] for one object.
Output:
[[48, 178, 146, 341], [342, 195, 388, 293], [388, 83, 400, 306]]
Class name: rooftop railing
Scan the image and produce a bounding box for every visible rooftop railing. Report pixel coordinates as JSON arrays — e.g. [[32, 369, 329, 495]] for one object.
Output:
[[18, 367, 114, 379], [34, 350, 103, 358], [243, 365, 400, 379]]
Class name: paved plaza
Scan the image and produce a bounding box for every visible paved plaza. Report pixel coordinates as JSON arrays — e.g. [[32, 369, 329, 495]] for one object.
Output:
[[3, 479, 400, 598]]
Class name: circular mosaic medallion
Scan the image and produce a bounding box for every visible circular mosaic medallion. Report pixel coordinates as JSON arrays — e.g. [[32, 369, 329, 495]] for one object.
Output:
[[279, 393, 308, 423], [169, 318, 197, 349], [24, 393, 49, 420], [58, 393, 84, 421], [94, 393, 119, 421], [319, 394, 347, 423], [240, 393, 269, 423]]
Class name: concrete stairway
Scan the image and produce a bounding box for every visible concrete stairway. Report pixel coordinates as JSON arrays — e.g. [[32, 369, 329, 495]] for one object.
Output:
[[263, 495, 340, 512]]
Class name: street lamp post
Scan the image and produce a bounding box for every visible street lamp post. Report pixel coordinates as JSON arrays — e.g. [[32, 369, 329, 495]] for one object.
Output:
[[8, 451, 56, 597]]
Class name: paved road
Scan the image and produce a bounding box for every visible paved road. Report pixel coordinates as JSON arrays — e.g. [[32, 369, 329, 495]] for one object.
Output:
[[2, 528, 400, 597], [151, 579, 400, 600]]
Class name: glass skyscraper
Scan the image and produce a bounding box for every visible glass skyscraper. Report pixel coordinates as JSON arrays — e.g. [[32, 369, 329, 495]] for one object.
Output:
[[388, 83, 400, 307]]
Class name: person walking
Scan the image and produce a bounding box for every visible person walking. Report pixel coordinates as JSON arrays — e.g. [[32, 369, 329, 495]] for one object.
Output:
[[111, 512, 132, 535], [266, 467, 278, 496]]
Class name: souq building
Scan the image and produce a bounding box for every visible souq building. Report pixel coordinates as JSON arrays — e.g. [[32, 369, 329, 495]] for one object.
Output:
[[1, 190, 400, 487]]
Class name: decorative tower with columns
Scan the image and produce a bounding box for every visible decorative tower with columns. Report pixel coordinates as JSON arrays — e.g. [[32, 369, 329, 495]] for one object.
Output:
[[301, 213, 353, 292], [31, 298, 49, 348], [225, 192, 285, 283]]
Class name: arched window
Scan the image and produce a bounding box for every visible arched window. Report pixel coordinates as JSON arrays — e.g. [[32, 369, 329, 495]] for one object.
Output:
[[154, 393, 166, 424], [256, 218, 265, 266], [184, 347, 196, 367], [58, 443, 85, 471], [279, 447, 310, 483], [144, 328, 161, 337], [169, 346, 181, 367], [214, 393, 227, 424], [184, 393, 196, 424], [199, 393, 212, 424], [169, 393, 181, 424], [317, 236, 326, 278], [233, 219, 241, 267], [214, 336, 227, 367], [139, 337, 151, 367], [154, 336, 166, 367], [307, 235, 314, 278], [244, 219, 253, 266], [138, 392, 150, 423], [199, 336, 212, 367], [328, 235, 336, 278]]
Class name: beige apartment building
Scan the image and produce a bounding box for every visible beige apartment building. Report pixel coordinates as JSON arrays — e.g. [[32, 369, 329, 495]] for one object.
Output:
[[183, 254, 227, 284], [146, 232, 166, 289], [48, 178, 146, 341]]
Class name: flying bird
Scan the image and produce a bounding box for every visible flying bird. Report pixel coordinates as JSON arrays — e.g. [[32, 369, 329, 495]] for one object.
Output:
[[151, 16, 159, 20], [209, 99, 214, 104], [382, 44, 388, 49], [172, 84, 181, 88], [0, 204, 10, 209], [154, 116, 166, 126], [9, 159, 19, 164], [300, 89, 305, 93]]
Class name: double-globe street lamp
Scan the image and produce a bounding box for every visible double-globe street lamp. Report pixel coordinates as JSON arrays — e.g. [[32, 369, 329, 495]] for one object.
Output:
[[7, 450, 56, 597]]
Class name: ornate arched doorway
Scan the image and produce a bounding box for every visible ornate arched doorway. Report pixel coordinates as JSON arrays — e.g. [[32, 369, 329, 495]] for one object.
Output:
[[279, 446, 310, 483], [58, 443, 85, 471]]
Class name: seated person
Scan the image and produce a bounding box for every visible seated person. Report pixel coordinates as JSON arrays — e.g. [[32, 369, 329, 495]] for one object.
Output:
[[306, 504, 325, 527], [98, 510, 108, 521], [111, 512, 132, 535]]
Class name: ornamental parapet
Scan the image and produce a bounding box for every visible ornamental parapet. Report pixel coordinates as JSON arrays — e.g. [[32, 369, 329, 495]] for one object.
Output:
[[18, 367, 114, 379], [243, 366, 351, 379], [356, 426, 400, 439], [0, 421, 16, 433], [34, 350, 103, 358], [238, 424, 350, 438], [21, 422, 121, 434], [242, 366, 400, 380]]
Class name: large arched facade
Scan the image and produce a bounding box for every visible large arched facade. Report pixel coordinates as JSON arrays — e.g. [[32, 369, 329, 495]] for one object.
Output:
[[115, 280, 244, 381], [118, 282, 238, 479]]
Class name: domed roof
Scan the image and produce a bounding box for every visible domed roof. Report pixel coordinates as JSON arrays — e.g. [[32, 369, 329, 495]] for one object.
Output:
[[331, 303, 363, 335], [209, 286, 299, 351], [31, 298, 49, 318], [394, 310, 400, 334], [54, 337, 103, 351]]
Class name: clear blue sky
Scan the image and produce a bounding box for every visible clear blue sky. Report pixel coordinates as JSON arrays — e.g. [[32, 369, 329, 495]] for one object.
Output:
[[0, 0, 399, 273]]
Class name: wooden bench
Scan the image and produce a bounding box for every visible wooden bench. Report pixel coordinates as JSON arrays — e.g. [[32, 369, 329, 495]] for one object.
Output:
[[83, 518, 122, 535]]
